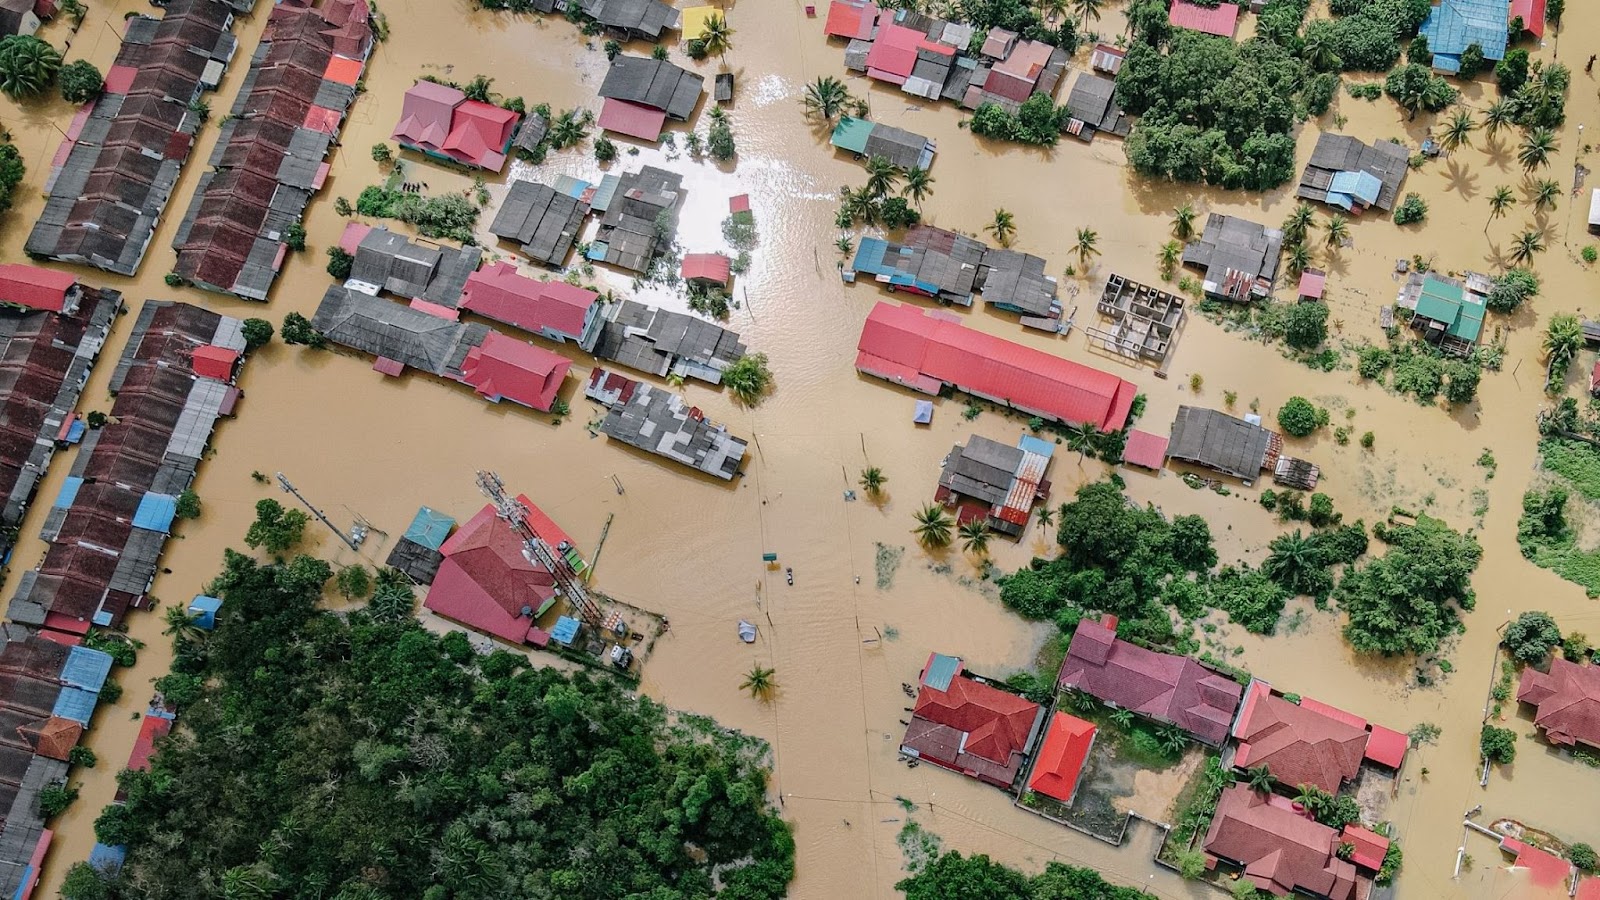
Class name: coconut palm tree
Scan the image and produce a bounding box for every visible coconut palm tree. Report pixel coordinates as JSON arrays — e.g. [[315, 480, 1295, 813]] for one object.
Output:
[[1510, 228, 1546, 265], [1034, 504, 1055, 529], [1074, 227, 1100, 269], [1546, 314, 1582, 392], [1283, 243, 1313, 279], [959, 520, 991, 556], [986, 208, 1016, 247], [859, 466, 887, 496], [1062, 421, 1094, 462], [1323, 214, 1349, 251], [0, 35, 61, 99], [803, 75, 852, 121], [1281, 203, 1315, 246], [162, 605, 207, 645], [1300, 27, 1340, 71], [701, 14, 734, 61], [1246, 765, 1275, 794], [912, 503, 953, 548], [902, 165, 934, 207], [1171, 203, 1197, 241], [1482, 98, 1515, 139], [1486, 185, 1515, 231], [863, 156, 901, 199], [1040, 0, 1068, 23], [741, 665, 777, 701], [835, 235, 854, 256], [1440, 108, 1476, 151], [1518, 128, 1557, 171], [1262, 530, 1320, 596], [1158, 240, 1181, 278], [1532, 177, 1561, 212], [1072, 0, 1104, 28]]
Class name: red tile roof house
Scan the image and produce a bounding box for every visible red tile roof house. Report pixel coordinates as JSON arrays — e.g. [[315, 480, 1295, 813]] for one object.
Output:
[[457, 332, 571, 413], [855, 301, 1138, 432], [1203, 785, 1370, 899], [682, 252, 732, 289], [1057, 617, 1243, 746], [1231, 682, 1380, 794], [392, 80, 520, 172], [423, 495, 578, 646], [1169, 0, 1240, 38], [863, 22, 926, 85], [1518, 657, 1600, 751], [459, 261, 601, 345], [901, 655, 1045, 789], [1023, 711, 1096, 806]]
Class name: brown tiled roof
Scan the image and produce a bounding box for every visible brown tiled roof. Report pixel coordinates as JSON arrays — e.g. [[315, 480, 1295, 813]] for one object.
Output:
[[1233, 685, 1367, 793], [1518, 658, 1600, 750], [19, 716, 83, 762], [1057, 619, 1243, 745], [1204, 786, 1365, 900]]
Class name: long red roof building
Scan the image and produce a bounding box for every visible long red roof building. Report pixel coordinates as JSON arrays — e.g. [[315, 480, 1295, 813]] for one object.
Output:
[[856, 302, 1137, 432]]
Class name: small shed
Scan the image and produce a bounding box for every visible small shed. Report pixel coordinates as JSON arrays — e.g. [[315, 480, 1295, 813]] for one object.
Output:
[[683, 253, 732, 288], [715, 73, 734, 103], [913, 399, 934, 424], [187, 595, 223, 630], [1297, 269, 1326, 302], [551, 615, 581, 646], [729, 194, 751, 214], [1122, 429, 1169, 471], [1089, 43, 1125, 75], [403, 506, 457, 551]]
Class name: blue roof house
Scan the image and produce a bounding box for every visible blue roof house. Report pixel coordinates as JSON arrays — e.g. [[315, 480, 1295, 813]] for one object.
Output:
[[1419, 0, 1511, 74], [61, 646, 113, 692], [1326, 170, 1384, 211], [402, 506, 457, 551], [187, 595, 223, 630], [131, 493, 178, 534]]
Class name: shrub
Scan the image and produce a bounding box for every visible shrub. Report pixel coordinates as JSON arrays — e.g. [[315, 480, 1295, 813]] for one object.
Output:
[[1357, 345, 1392, 380], [1584, 246, 1599, 264], [175, 489, 201, 520], [707, 114, 736, 160], [1285, 301, 1329, 350], [1457, 42, 1486, 78], [1277, 397, 1319, 436], [1480, 724, 1516, 764], [281, 312, 325, 348], [283, 221, 306, 251], [326, 246, 354, 280], [241, 318, 274, 351], [1392, 193, 1427, 225], [1360, 431, 1375, 449], [370, 142, 392, 164], [1503, 610, 1562, 663], [594, 136, 617, 162], [1176, 850, 1207, 879], [1496, 48, 1529, 93], [1571, 843, 1598, 873], [37, 783, 76, 819], [1486, 269, 1538, 313], [58, 59, 102, 104], [68, 746, 96, 768]]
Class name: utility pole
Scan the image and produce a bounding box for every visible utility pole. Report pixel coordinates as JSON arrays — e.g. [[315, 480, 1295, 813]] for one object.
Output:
[[476, 470, 602, 630], [276, 472, 362, 552]]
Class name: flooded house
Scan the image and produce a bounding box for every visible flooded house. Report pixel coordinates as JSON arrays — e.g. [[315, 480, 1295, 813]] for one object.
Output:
[[579, 0, 680, 41], [1056, 617, 1243, 746], [1181, 214, 1284, 303], [587, 166, 682, 274], [1418, 0, 1513, 74], [1202, 785, 1372, 900], [586, 299, 746, 384], [1167, 405, 1320, 489], [1061, 73, 1130, 142], [585, 368, 748, 480], [9, 302, 248, 636], [855, 302, 1138, 432], [1168, 0, 1240, 37], [681, 253, 732, 290], [823, 0, 878, 41], [458, 334, 570, 413], [1229, 681, 1409, 793], [828, 117, 937, 170], [1297, 133, 1409, 213], [1021, 712, 1096, 807], [384, 507, 457, 584], [0, 268, 121, 562], [847, 236, 981, 306], [171, 0, 373, 300], [597, 56, 703, 142], [978, 249, 1060, 320], [1089, 275, 1184, 363], [974, 35, 1067, 110], [1517, 657, 1600, 751], [0, 0, 38, 37], [340, 222, 482, 309], [934, 433, 1054, 538], [900, 652, 1046, 789], [458, 261, 603, 345], [311, 285, 486, 379], [488, 180, 592, 268], [1396, 270, 1488, 357], [391, 80, 521, 172], [25, 0, 242, 275]]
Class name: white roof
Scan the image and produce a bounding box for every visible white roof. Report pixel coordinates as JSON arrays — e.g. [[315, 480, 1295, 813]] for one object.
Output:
[[1589, 188, 1600, 226]]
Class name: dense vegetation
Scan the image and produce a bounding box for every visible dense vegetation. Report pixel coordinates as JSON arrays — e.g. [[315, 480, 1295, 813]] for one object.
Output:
[[0, 141, 22, 218], [356, 186, 481, 244], [64, 549, 792, 899], [1306, 0, 1432, 71], [1337, 515, 1481, 656], [897, 850, 1147, 900], [1518, 437, 1600, 596]]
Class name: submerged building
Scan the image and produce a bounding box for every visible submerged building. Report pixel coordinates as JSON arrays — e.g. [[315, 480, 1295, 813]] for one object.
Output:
[[586, 368, 747, 480], [586, 299, 745, 384]]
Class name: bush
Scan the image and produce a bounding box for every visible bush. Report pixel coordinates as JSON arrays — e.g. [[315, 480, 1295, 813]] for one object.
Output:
[[1496, 48, 1529, 94], [1303, 72, 1340, 116], [1571, 843, 1598, 874], [370, 142, 392, 164], [58, 59, 102, 104], [684, 38, 708, 60], [1584, 246, 1599, 264], [37, 783, 77, 819], [1457, 42, 1486, 78], [1443, 359, 1480, 404], [1480, 724, 1516, 764], [68, 746, 96, 768], [1277, 396, 1319, 436], [241, 318, 274, 351], [283, 221, 306, 252], [336, 565, 372, 600], [1176, 849, 1207, 879], [707, 114, 736, 160], [281, 312, 325, 348], [1357, 345, 1392, 380], [594, 136, 616, 162], [1392, 193, 1427, 225], [1485, 268, 1538, 313], [1360, 431, 1374, 448], [175, 489, 201, 520], [326, 246, 354, 280], [1503, 610, 1562, 663], [1284, 301, 1329, 350]]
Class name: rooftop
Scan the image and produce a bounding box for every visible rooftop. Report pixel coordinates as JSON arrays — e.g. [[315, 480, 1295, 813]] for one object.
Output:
[[1419, 0, 1511, 72], [392, 80, 520, 171], [1518, 657, 1600, 751], [1166, 406, 1275, 481], [1026, 711, 1096, 804], [1204, 785, 1365, 900], [902, 669, 1043, 788], [459, 261, 597, 341], [489, 180, 591, 267], [458, 332, 570, 412], [423, 498, 575, 645], [1232, 682, 1369, 794], [596, 376, 748, 479], [598, 55, 704, 120], [1181, 214, 1283, 301], [1298, 133, 1410, 212], [1169, 0, 1239, 37]]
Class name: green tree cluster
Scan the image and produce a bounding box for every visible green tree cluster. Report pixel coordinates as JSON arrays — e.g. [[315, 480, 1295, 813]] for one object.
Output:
[[1337, 515, 1481, 656], [1480, 724, 1517, 763], [67, 548, 794, 900], [1486, 268, 1538, 313], [968, 94, 1069, 145], [58, 59, 102, 104], [1503, 610, 1562, 663], [355, 187, 481, 243], [1277, 396, 1319, 436], [898, 850, 1147, 900], [1391, 193, 1428, 225], [1383, 63, 1457, 119], [280, 312, 325, 348], [0, 35, 60, 99], [1305, 0, 1432, 72], [723, 352, 772, 406], [244, 498, 310, 556]]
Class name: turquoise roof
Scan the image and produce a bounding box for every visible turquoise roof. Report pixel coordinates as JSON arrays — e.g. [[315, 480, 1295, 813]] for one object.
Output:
[[831, 116, 874, 155], [1419, 0, 1510, 67], [403, 506, 456, 551]]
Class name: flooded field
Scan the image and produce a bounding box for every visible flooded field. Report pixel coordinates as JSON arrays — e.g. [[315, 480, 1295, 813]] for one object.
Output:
[[4, 0, 1600, 897]]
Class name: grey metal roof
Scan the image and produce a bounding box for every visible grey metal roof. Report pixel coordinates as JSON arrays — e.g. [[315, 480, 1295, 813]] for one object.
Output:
[[1064, 72, 1129, 138], [489, 180, 590, 266], [938, 435, 1022, 505], [1180, 213, 1283, 296], [348, 226, 482, 304], [844, 38, 871, 71], [311, 286, 484, 377], [581, 0, 680, 38], [589, 300, 745, 382], [595, 166, 682, 273], [1299, 133, 1410, 211], [599, 381, 746, 479], [513, 113, 550, 153], [597, 55, 703, 120], [1167, 406, 1272, 480], [864, 123, 933, 170], [979, 249, 1057, 316], [385, 537, 444, 584]]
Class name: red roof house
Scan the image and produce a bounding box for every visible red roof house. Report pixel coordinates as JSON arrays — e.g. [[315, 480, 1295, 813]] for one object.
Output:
[[1122, 429, 1170, 471], [1518, 657, 1600, 751], [1511, 0, 1546, 38], [1057, 618, 1243, 745], [864, 23, 924, 84], [1026, 712, 1096, 804], [1232, 682, 1368, 793], [1339, 825, 1390, 872], [1501, 837, 1574, 889], [392, 81, 519, 171], [682, 252, 732, 288], [459, 261, 598, 343], [1169, 0, 1240, 38], [125, 714, 172, 772], [1204, 785, 1366, 899], [457, 332, 570, 412], [0, 265, 75, 312], [901, 672, 1043, 788], [824, 0, 878, 39], [423, 497, 576, 645], [190, 345, 239, 382], [598, 98, 670, 141], [856, 302, 1138, 432]]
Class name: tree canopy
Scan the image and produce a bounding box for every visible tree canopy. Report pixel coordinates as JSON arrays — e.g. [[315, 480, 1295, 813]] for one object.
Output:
[[1503, 610, 1562, 664], [897, 850, 1147, 900], [1337, 515, 1481, 656], [67, 549, 793, 900]]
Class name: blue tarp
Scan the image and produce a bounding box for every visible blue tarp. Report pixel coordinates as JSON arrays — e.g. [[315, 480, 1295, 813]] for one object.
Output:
[[61, 646, 113, 692], [89, 843, 127, 873], [923, 653, 962, 691], [551, 615, 581, 646], [1419, 0, 1510, 64], [403, 507, 456, 551], [1018, 434, 1056, 459], [92, 610, 112, 627], [51, 687, 98, 725], [852, 238, 891, 277], [54, 476, 82, 509], [132, 493, 178, 534], [65, 419, 86, 444], [586, 240, 609, 261], [187, 595, 223, 630], [913, 400, 934, 424]]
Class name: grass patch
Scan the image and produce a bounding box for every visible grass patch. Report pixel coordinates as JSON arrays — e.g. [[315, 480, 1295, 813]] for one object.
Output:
[[1060, 691, 1189, 770], [1541, 439, 1600, 500]]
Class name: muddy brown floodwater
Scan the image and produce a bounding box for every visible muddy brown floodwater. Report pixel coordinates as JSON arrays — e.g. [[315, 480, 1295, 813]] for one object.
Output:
[[4, 0, 1600, 897]]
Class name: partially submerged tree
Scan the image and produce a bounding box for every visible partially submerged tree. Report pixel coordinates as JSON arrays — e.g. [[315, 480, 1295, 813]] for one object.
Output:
[[912, 504, 953, 548]]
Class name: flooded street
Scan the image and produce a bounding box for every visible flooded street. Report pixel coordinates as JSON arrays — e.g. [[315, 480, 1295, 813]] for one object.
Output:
[[5, 0, 1600, 896]]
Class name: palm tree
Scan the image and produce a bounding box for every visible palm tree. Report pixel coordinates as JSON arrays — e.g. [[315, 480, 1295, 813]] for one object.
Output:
[[1109, 708, 1135, 729], [1482, 99, 1514, 139], [1546, 314, 1582, 392], [986, 208, 1016, 247], [700, 14, 734, 61], [1300, 27, 1340, 71], [912, 503, 953, 548], [1294, 783, 1322, 811], [1283, 243, 1313, 279], [1158, 240, 1181, 278], [1262, 530, 1320, 596], [1532, 177, 1561, 212], [1245, 765, 1275, 794], [1034, 504, 1055, 529], [162, 606, 206, 645], [803, 75, 852, 121], [188, 97, 211, 123], [1074, 227, 1100, 269], [1323, 214, 1349, 251], [1158, 724, 1188, 755], [863, 156, 901, 199], [1440, 108, 1476, 151], [1486, 185, 1515, 231], [0, 35, 61, 99], [741, 665, 777, 701], [959, 520, 991, 556], [1510, 229, 1545, 265], [859, 467, 886, 496], [1518, 128, 1557, 171], [1063, 421, 1094, 462], [1065, 687, 1098, 714], [835, 235, 854, 256], [1171, 203, 1198, 241], [902, 166, 934, 207], [1281, 203, 1315, 246], [1072, 0, 1104, 28]]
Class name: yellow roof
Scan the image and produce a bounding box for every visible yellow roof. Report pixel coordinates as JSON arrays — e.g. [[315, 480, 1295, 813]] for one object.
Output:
[[680, 5, 721, 38]]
